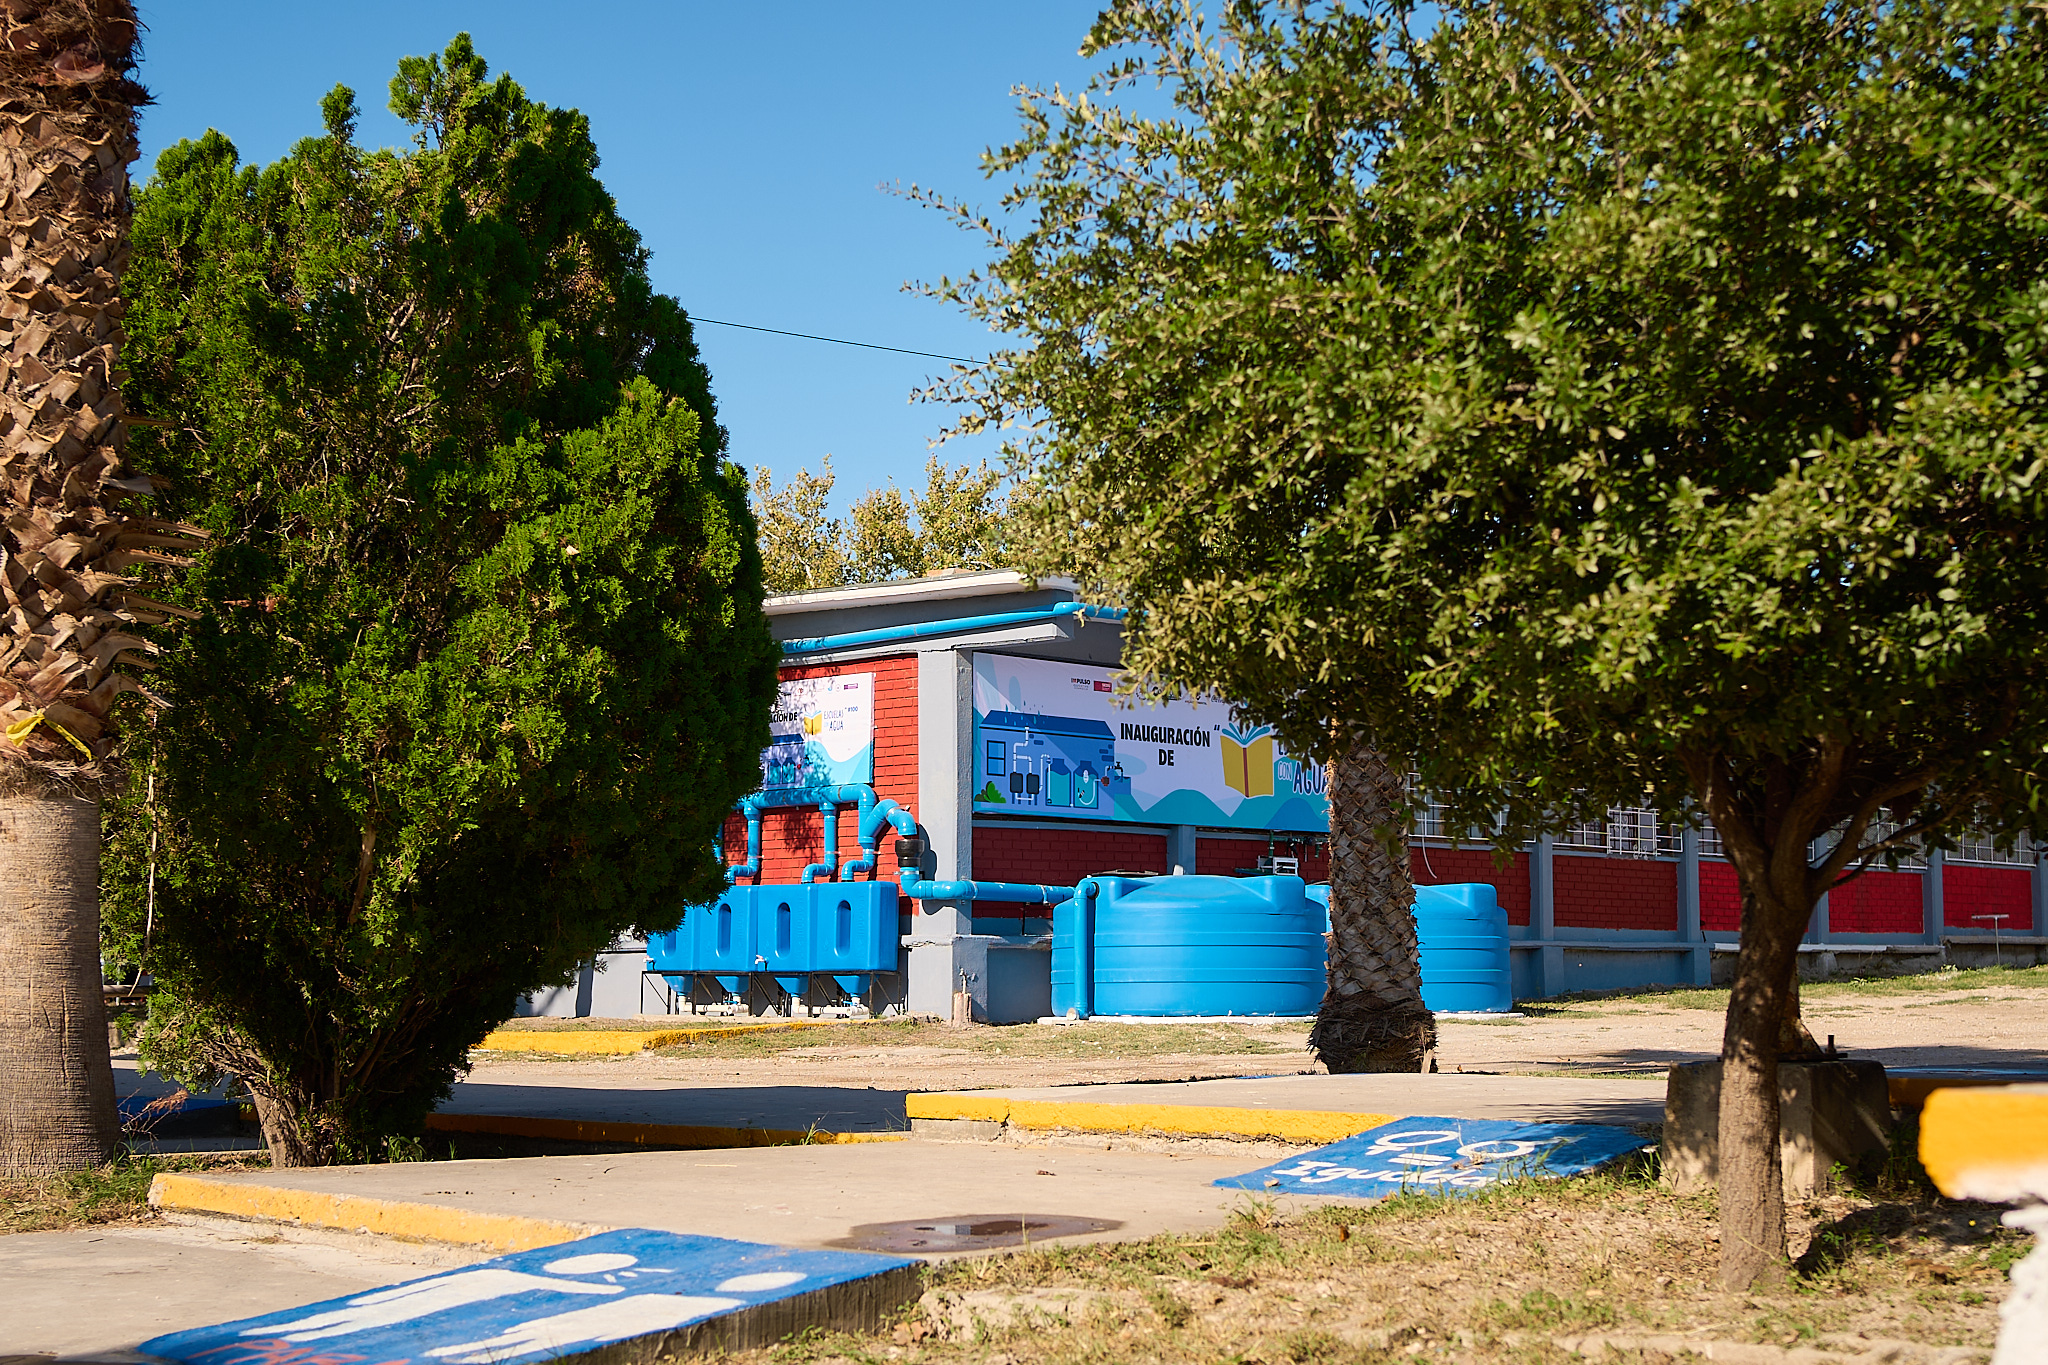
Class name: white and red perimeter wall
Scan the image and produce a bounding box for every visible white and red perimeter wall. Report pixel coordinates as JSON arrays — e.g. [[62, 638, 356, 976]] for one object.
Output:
[[724, 655, 2035, 945]]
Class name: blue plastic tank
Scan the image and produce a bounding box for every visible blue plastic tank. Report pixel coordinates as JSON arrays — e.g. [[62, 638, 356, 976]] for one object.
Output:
[[1413, 882, 1513, 1013], [1053, 874, 1325, 1017], [648, 883, 900, 999], [808, 882, 900, 996]]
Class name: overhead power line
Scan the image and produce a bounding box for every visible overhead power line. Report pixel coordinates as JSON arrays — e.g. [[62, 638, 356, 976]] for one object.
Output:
[[689, 314, 976, 364]]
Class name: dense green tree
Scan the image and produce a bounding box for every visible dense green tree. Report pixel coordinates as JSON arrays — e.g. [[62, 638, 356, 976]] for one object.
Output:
[[752, 458, 850, 594], [104, 36, 779, 1166], [934, 0, 2048, 1286], [754, 455, 1012, 592]]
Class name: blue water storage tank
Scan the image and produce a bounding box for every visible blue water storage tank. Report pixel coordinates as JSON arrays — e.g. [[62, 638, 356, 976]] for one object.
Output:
[[1052, 875, 1325, 1018], [646, 882, 899, 997], [1414, 882, 1513, 1013], [809, 883, 900, 996]]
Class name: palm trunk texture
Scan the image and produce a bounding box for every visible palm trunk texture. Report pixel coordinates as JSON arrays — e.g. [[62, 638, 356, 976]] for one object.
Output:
[[1309, 739, 1436, 1073], [0, 4, 194, 1172], [0, 789, 116, 1171]]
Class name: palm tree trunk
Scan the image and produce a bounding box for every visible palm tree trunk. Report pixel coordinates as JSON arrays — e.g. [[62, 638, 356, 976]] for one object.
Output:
[[0, 4, 189, 1173], [1309, 737, 1436, 1072], [0, 789, 117, 1172]]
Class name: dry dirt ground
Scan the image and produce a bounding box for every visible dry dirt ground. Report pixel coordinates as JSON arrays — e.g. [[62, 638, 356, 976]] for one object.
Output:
[[475, 966, 2048, 1092], [702, 1172, 2025, 1365]]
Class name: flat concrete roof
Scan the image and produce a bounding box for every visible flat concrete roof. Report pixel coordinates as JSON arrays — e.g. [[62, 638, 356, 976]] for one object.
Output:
[[764, 570, 1079, 617]]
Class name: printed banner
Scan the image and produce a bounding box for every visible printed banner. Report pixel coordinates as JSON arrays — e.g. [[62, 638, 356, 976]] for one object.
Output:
[[762, 671, 873, 789], [970, 653, 1327, 832], [1217, 1117, 1650, 1199], [140, 1228, 914, 1365]]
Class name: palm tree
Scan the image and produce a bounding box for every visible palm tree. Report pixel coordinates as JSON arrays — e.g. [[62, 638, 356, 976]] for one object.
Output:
[[1309, 738, 1436, 1073], [0, 1, 194, 1173]]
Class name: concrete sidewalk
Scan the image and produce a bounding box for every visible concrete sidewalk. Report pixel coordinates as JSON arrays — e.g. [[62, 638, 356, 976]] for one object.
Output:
[[430, 1079, 911, 1148], [149, 1139, 1288, 1261], [0, 1216, 484, 1356], [909, 1072, 1667, 1142], [426, 1069, 1665, 1149]]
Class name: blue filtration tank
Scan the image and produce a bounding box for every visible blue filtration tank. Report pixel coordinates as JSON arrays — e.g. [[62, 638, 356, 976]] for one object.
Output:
[[1053, 874, 1325, 1017], [1413, 882, 1513, 1013], [647, 882, 899, 999]]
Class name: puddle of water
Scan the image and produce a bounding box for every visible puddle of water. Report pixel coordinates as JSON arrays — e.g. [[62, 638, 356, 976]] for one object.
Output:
[[829, 1214, 1121, 1253]]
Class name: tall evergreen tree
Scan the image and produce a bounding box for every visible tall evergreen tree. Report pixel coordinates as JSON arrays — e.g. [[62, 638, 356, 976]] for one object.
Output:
[[108, 36, 778, 1166]]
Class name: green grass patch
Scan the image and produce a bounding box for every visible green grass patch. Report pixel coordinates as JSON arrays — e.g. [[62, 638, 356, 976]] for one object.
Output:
[[0, 1151, 269, 1234], [1525, 962, 2048, 1013], [1480, 1287, 1620, 1331], [641, 1016, 1307, 1060]]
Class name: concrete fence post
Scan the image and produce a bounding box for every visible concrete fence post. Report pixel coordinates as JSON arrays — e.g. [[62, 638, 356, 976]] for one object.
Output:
[[1679, 826, 1710, 986], [1532, 834, 1562, 995], [1923, 848, 1945, 948], [2035, 847, 2046, 940]]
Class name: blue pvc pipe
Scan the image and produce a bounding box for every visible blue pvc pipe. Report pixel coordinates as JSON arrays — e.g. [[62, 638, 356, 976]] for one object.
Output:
[[801, 801, 838, 884], [718, 779, 1081, 907], [1073, 878, 1100, 1018], [897, 869, 1076, 905], [843, 797, 915, 880], [781, 601, 1126, 657], [728, 784, 878, 884]]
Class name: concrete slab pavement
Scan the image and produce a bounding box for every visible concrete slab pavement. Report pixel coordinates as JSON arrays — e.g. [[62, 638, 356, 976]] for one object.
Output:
[[438, 1079, 908, 1133], [908, 1072, 1667, 1142], [427, 1066, 1665, 1151], [149, 1139, 1295, 1260], [0, 1216, 484, 1356]]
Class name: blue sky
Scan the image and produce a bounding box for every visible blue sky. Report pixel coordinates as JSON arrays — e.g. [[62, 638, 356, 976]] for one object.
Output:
[[132, 2, 1114, 513]]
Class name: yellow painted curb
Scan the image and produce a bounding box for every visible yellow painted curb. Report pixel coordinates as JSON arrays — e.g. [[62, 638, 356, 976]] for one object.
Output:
[[906, 1094, 1013, 1124], [907, 1093, 1397, 1145], [1919, 1084, 2048, 1203], [148, 1172, 597, 1252], [424, 1111, 907, 1149], [475, 1019, 849, 1055]]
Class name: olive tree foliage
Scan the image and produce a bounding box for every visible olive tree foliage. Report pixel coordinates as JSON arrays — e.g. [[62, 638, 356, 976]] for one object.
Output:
[[102, 36, 779, 1166], [928, 0, 2048, 1286], [752, 455, 1011, 594]]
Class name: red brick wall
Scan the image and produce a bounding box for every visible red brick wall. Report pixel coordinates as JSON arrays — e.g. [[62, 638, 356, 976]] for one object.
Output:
[[1412, 847, 1532, 927], [1554, 854, 1676, 931], [971, 824, 1170, 919], [723, 655, 917, 882], [1829, 869, 1924, 934], [1944, 864, 2034, 932], [1195, 835, 1330, 882], [1700, 861, 1741, 932]]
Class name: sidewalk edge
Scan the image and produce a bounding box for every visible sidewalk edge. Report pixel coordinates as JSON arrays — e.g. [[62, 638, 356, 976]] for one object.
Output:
[[423, 1111, 908, 1149], [147, 1172, 601, 1252], [906, 1093, 1396, 1144]]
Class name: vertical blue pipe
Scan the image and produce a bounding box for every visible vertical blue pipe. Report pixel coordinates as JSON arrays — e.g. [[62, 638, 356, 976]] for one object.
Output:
[[802, 802, 838, 883], [1072, 877, 1100, 1019]]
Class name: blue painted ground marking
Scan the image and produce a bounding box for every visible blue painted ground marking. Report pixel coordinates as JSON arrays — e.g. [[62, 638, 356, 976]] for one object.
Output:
[[118, 1094, 230, 1122], [1217, 1116, 1650, 1199], [139, 1228, 916, 1365]]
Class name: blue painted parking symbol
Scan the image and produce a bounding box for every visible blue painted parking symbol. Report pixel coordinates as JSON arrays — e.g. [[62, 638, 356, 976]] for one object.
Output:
[[1218, 1116, 1650, 1199], [139, 1228, 915, 1365]]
